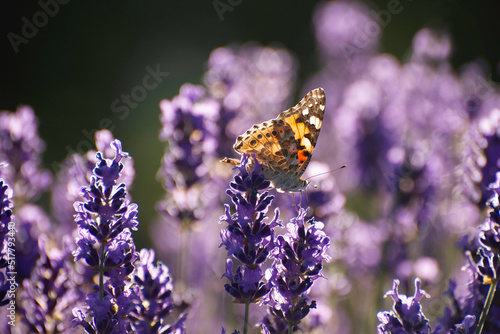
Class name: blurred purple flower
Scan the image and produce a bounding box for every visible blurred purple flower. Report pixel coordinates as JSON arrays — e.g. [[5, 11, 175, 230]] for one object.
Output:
[[377, 278, 431, 334], [16, 204, 51, 281], [156, 83, 219, 229], [203, 43, 296, 157], [477, 109, 500, 204], [19, 235, 81, 333], [411, 28, 452, 64], [0, 106, 51, 201], [313, 1, 379, 64]]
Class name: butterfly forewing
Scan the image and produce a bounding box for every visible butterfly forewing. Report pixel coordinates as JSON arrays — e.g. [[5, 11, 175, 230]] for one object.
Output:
[[277, 88, 325, 176]]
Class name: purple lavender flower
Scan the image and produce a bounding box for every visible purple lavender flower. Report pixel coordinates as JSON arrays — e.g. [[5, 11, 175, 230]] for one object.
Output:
[[219, 155, 281, 334], [221, 259, 269, 304], [262, 208, 330, 331], [433, 171, 500, 333], [257, 312, 289, 334], [73, 140, 138, 277], [0, 106, 51, 202], [449, 315, 476, 334], [220, 155, 279, 305], [52, 130, 135, 234], [377, 278, 431, 334], [436, 249, 494, 333], [72, 139, 139, 333], [128, 248, 187, 334], [19, 235, 81, 333], [73, 287, 135, 334], [444, 173, 500, 334]]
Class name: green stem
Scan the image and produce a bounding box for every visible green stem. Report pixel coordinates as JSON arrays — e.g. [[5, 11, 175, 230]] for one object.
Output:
[[178, 227, 185, 289], [475, 280, 498, 334], [288, 324, 293, 334], [99, 242, 105, 300], [244, 301, 250, 334]]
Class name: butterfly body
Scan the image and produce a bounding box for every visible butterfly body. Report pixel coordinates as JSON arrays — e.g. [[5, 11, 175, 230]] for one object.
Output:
[[222, 88, 325, 193]]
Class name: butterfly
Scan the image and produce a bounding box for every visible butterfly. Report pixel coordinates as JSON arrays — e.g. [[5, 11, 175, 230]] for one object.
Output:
[[222, 88, 325, 193]]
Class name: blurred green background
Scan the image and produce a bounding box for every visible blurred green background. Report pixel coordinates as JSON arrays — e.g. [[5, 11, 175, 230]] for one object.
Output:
[[1, 0, 499, 248]]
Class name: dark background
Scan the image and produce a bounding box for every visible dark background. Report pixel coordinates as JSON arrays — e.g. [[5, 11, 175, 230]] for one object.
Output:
[[1, 0, 499, 247]]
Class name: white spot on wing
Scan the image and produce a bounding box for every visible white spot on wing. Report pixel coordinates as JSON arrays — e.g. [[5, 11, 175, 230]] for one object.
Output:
[[309, 116, 322, 129], [301, 137, 312, 149], [302, 107, 309, 115]]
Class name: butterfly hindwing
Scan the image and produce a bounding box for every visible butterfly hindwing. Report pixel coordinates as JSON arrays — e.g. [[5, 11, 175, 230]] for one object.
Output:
[[233, 119, 295, 173]]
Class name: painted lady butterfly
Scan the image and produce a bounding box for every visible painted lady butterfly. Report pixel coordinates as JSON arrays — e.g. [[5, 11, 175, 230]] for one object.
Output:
[[222, 88, 325, 193]]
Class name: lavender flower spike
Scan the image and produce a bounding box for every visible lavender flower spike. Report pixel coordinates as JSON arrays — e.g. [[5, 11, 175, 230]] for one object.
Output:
[[220, 154, 279, 289], [377, 278, 431, 334], [20, 235, 81, 333], [261, 208, 330, 331], [220, 154, 280, 332], [129, 248, 187, 333], [72, 139, 139, 333]]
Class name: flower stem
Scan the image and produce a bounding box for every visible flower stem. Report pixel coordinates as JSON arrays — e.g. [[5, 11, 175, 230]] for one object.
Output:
[[474, 280, 498, 334], [288, 325, 293, 334], [178, 226, 185, 289], [244, 300, 250, 334], [99, 242, 105, 300]]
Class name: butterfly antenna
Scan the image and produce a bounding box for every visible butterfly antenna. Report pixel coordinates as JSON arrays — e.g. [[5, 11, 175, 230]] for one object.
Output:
[[305, 164, 347, 181]]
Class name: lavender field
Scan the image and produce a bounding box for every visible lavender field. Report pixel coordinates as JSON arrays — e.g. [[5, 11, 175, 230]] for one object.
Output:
[[1, 1, 500, 333]]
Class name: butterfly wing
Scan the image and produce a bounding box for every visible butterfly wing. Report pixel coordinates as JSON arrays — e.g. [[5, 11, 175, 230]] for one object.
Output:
[[223, 87, 326, 192], [232, 118, 295, 174], [277, 87, 325, 178]]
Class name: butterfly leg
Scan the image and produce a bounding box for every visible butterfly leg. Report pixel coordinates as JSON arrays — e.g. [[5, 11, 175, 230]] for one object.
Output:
[[304, 189, 310, 206], [220, 157, 240, 166], [292, 193, 300, 213]]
